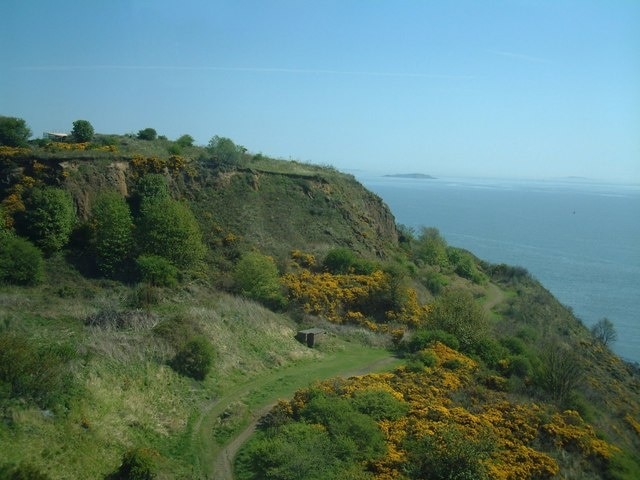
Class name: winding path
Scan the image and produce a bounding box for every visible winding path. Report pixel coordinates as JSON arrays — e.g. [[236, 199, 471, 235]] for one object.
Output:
[[194, 349, 399, 479]]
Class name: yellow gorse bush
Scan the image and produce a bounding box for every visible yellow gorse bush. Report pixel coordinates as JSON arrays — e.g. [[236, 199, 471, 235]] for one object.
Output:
[[275, 342, 615, 479]]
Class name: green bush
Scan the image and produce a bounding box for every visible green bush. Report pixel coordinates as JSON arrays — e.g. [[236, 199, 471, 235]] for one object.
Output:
[[414, 227, 449, 268], [175, 134, 194, 147], [447, 247, 485, 284], [430, 289, 488, 352], [350, 389, 409, 421], [323, 247, 375, 275], [299, 393, 386, 462], [406, 329, 460, 353], [137, 128, 157, 141], [404, 425, 495, 480], [0, 236, 44, 285], [233, 251, 286, 309], [113, 447, 158, 480], [136, 254, 178, 287], [420, 269, 448, 294], [170, 336, 214, 380]]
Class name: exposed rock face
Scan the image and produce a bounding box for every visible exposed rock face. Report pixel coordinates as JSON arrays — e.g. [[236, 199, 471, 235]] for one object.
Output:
[[60, 158, 398, 259], [62, 160, 130, 219]]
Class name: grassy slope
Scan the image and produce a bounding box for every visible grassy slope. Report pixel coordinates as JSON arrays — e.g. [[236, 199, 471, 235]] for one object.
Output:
[[2, 139, 639, 478]]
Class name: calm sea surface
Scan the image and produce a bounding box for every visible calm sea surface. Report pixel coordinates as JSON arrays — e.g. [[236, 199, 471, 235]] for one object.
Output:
[[357, 174, 640, 363]]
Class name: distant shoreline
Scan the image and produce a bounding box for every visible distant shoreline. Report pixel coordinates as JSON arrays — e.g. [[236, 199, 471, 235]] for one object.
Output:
[[383, 173, 436, 179]]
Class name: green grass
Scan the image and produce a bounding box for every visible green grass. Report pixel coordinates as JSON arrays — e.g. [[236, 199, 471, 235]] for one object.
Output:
[[192, 344, 400, 478]]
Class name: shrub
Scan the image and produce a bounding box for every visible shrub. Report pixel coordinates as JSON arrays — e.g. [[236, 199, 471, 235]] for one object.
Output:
[[137, 128, 157, 141], [170, 336, 214, 380], [113, 447, 158, 480], [0, 236, 44, 285], [208, 135, 243, 166], [136, 254, 178, 287], [175, 134, 194, 147], [406, 329, 460, 353], [404, 425, 495, 480], [0, 116, 31, 147], [414, 227, 449, 267], [323, 247, 375, 274], [233, 251, 286, 309], [350, 389, 409, 421], [300, 394, 386, 462], [429, 289, 488, 352], [71, 119, 94, 142]]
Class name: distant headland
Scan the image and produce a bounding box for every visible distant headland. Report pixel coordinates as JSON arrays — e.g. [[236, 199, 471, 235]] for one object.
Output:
[[383, 173, 436, 179]]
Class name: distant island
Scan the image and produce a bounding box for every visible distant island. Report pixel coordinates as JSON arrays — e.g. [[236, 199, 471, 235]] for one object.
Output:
[[383, 173, 436, 179]]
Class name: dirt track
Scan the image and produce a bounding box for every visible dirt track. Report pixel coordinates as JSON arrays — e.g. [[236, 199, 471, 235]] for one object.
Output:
[[210, 355, 398, 480]]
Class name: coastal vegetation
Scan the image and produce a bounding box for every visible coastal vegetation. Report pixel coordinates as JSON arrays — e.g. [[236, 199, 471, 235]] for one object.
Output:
[[0, 117, 638, 479]]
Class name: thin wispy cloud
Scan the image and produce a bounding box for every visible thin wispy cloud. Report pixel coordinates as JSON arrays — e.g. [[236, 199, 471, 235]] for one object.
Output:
[[12, 64, 474, 80], [489, 50, 550, 64]]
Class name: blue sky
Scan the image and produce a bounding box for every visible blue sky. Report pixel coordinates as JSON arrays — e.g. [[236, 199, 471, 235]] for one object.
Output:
[[1, 1, 638, 181]]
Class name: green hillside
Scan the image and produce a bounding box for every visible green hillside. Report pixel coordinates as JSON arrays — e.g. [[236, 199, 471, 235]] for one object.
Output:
[[0, 124, 638, 479]]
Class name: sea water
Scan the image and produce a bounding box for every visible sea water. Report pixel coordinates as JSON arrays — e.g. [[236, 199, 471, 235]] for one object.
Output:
[[356, 174, 640, 363]]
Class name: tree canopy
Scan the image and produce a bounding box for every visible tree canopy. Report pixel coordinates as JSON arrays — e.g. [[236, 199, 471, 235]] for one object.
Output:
[[137, 128, 157, 141], [90, 191, 133, 276], [0, 116, 31, 147], [17, 187, 75, 254], [71, 120, 94, 142], [136, 197, 206, 269]]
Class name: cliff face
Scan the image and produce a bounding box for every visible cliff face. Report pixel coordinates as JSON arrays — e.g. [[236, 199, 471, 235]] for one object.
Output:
[[189, 168, 398, 259], [60, 157, 398, 260]]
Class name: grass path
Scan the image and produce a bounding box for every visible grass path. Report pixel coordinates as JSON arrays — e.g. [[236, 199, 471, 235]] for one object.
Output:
[[192, 345, 400, 479], [483, 281, 507, 314]]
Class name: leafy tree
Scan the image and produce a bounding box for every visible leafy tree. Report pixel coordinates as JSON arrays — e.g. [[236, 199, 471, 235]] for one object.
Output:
[[208, 135, 243, 166], [536, 339, 583, 405], [234, 251, 286, 308], [137, 128, 157, 141], [0, 116, 31, 147], [414, 227, 449, 267], [71, 119, 94, 142], [0, 236, 44, 285], [175, 134, 194, 147], [429, 289, 488, 352], [136, 254, 178, 287], [17, 187, 75, 254], [170, 336, 214, 380], [91, 192, 133, 276], [131, 173, 170, 216], [591, 317, 617, 346], [136, 197, 206, 269]]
